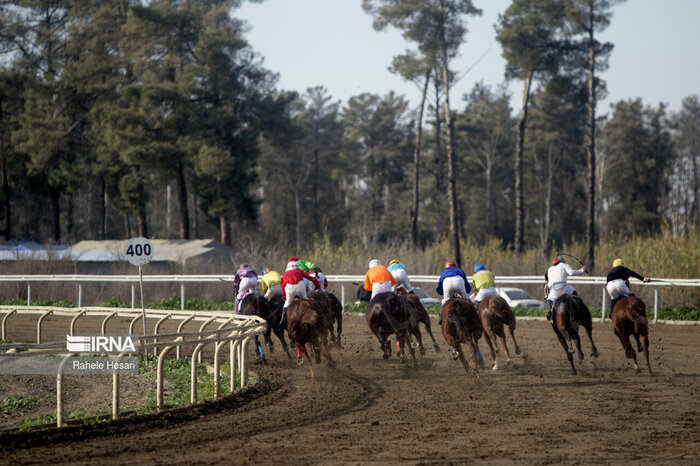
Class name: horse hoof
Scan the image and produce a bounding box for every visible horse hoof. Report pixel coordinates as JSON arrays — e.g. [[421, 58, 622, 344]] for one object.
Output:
[[491, 363, 499, 371], [451, 352, 459, 361], [433, 342, 441, 352], [591, 350, 600, 358], [419, 347, 426, 356], [296, 358, 304, 366], [382, 353, 389, 360], [411, 341, 419, 349], [515, 347, 521, 355]]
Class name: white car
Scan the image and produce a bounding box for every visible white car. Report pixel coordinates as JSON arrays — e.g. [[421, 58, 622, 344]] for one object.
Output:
[[411, 287, 440, 307], [497, 287, 545, 310]]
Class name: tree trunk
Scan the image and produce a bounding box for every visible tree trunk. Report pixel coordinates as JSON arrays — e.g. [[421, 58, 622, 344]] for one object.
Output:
[[219, 215, 230, 246], [193, 193, 200, 239], [432, 79, 446, 237], [312, 120, 320, 232], [124, 213, 131, 239], [50, 189, 60, 243], [1, 155, 11, 241], [585, 9, 596, 271], [440, 40, 461, 266], [98, 177, 106, 240], [176, 162, 190, 239], [294, 187, 302, 253], [166, 184, 171, 239], [410, 68, 431, 249], [66, 192, 73, 241], [514, 70, 533, 254], [485, 146, 493, 240], [137, 207, 148, 238]]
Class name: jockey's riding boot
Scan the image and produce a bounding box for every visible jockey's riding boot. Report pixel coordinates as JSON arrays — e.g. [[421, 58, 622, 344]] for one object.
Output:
[[546, 301, 553, 320], [279, 307, 286, 326]]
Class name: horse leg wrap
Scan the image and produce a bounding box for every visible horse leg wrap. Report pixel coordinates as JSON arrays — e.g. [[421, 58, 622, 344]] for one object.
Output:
[[396, 340, 401, 354], [296, 342, 302, 359], [257, 345, 264, 359]]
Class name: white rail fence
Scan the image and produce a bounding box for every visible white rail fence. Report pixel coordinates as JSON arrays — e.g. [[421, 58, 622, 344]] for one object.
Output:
[[0, 274, 698, 323], [0, 306, 266, 427]]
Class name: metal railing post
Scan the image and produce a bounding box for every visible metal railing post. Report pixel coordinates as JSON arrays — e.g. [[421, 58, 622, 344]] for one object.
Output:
[[102, 311, 117, 335], [180, 283, 185, 311], [153, 313, 172, 356], [37, 310, 53, 344], [176, 314, 195, 360], [157, 341, 179, 410], [240, 336, 250, 388], [78, 283, 83, 308], [27, 283, 31, 306], [131, 285, 135, 309], [654, 288, 659, 323], [2, 309, 17, 340], [601, 287, 607, 322], [341, 284, 345, 308], [70, 310, 86, 336], [57, 354, 77, 427]]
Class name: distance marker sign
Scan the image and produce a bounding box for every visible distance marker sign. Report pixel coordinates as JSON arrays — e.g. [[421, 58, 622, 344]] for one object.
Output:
[[124, 237, 153, 266]]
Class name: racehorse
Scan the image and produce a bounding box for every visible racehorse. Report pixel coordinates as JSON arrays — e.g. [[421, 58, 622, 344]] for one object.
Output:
[[477, 295, 520, 370], [551, 294, 600, 375], [365, 292, 416, 364], [308, 291, 343, 347], [286, 298, 333, 378], [398, 291, 440, 354], [440, 298, 483, 373], [238, 293, 273, 363], [266, 294, 292, 359], [611, 296, 651, 373]]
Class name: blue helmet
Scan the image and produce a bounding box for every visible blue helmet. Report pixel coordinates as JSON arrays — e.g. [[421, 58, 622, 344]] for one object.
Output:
[[474, 264, 485, 273]]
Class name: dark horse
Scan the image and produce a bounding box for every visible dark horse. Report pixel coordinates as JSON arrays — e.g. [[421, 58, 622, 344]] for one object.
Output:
[[477, 295, 520, 370], [366, 292, 416, 364], [286, 298, 333, 378], [440, 298, 483, 373], [308, 290, 343, 347], [611, 296, 651, 373], [551, 294, 600, 375], [398, 291, 440, 354], [239, 293, 291, 361], [238, 293, 272, 363]]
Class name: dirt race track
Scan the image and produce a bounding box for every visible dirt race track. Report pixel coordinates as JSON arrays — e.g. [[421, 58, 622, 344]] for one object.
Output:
[[2, 313, 700, 465]]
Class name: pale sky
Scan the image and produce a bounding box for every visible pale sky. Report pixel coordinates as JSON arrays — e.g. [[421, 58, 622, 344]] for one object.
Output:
[[235, 0, 699, 116]]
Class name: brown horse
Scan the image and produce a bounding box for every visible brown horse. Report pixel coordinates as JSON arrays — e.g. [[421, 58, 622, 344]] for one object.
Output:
[[611, 296, 651, 373], [440, 298, 483, 373], [308, 291, 343, 347], [366, 292, 416, 364], [477, 295, 520, 370], [286, 298, 333, 378], [551, 294, 600, 375], [399, 293, 440, 355]]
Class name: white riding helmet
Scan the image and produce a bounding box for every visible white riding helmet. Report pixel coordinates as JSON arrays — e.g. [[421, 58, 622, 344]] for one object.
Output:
[[368, 259, 381, 269], [286, 261, 299, 271]]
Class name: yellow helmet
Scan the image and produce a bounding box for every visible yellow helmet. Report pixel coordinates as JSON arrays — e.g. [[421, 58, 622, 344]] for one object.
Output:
[[389, 259, 399, 266], [613, 258, 624, 267]]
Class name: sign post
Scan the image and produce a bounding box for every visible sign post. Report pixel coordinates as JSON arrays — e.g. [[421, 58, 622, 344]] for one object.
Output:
[[124, 237, 153, 337]]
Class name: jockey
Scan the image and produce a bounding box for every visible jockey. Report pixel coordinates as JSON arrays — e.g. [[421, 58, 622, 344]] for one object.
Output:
[[364, 259, 396, 299], [280, 261, 320, 324], [606, 258, 650, 317], [545, 256, 586, 320], [436, 261, 471, 325], [233, 264, 258, 313], [436, 261, 471, 306], [296, 258, 329, 292], [388, 259, 414, 294], [260, 268, 282, 299], [471, 263, 498, 308]]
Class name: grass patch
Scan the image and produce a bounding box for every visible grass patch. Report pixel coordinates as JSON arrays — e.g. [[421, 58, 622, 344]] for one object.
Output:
[[0, 298, 74, 307], [0, 395, 41, 414]]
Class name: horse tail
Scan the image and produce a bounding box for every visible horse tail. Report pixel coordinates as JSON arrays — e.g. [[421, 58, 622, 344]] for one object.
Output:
[[448, 301, 466, 341], [625, 298, 648, 336]]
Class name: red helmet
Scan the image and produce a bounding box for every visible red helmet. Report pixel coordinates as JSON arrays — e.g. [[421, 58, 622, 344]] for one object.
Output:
[[553, 256, 565, 265], [444, 260, 457, 269], [288, 256, 299, 263]]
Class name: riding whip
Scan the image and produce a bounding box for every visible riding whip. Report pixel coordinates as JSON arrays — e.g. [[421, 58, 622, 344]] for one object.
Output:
[[556, 252, 589, 273]]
